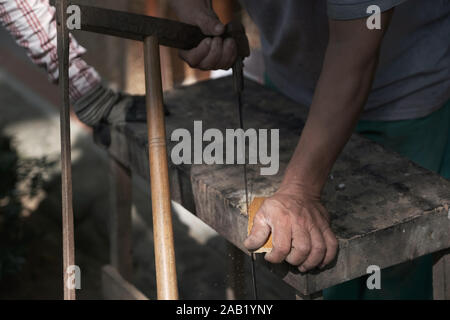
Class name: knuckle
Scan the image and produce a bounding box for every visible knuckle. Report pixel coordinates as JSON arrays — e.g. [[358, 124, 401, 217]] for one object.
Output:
[[264, 198, 279, 208], [294, 216, 306, 226], [186, 60, 196, 68], [330, 239, 339, 251], [278, 246, 291, 256], [210, 39, 220, 52], [302, 263, 314, 270], [205, 56, 219, 70], [312, 244, 326, 255], [195, 15, 210, 31], [264, 253, 277, 263], [273, 242, 290, 256], [194, 15, 203, 26], [197, 61, 211, 70], [254, 212, 266, 225], [225, 40, 236, 53], [272, 207, 289, 220], [296, 244, 311, 256], [286, 257, 301, 266], [218, 58, 229, 69], [318, 220, 331, 231], [330, 237, 339, 249]]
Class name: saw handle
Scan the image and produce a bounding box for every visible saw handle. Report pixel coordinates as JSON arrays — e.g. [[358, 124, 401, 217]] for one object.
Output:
[[51, 1, 250, 57], [164, 18, 250, 58]]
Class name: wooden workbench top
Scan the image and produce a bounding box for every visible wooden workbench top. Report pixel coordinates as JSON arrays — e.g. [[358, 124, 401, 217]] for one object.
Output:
[[97, 77, 450, 295]]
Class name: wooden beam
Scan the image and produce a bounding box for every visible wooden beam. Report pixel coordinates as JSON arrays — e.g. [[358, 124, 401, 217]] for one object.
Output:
[[433, 249, 450, 300], [226, 242, 247, 299]]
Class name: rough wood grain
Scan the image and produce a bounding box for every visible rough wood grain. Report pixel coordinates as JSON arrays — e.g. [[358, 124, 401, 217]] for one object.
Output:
[[433, 249, 450, 300], [225, 242, 247, 300], [96, 77, 450, 295]]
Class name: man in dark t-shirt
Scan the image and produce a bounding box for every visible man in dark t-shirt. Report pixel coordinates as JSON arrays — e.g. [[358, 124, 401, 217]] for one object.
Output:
[[169, 0, 450, 299]]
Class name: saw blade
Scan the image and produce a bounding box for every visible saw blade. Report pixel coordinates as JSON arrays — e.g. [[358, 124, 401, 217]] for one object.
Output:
[[233, 59, 258, 300]]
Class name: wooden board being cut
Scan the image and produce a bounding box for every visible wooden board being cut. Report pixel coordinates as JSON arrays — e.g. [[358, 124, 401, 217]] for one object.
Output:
[[96, 77, 450, 295], [248, 197, 272, 253]]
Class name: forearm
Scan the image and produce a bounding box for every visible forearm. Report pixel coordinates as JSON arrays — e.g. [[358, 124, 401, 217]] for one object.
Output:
[[0, 0, 101, 103], [279, 12, 393, 197], [280, 49, 378, 196], [169, 0, 210, 23]]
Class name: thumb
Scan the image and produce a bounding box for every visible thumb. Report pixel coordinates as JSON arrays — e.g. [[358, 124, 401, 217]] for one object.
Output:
[[244, 213, 271, 251], [195, 10, 224, 36]]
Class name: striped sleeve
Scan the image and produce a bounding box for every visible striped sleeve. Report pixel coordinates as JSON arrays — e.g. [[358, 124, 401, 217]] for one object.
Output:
[[0, 0, 101, 103]]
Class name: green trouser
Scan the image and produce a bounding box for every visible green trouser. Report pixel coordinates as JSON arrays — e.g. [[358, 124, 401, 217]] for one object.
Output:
[[265, 74, 450, 299], [324, 100, 450, 300]]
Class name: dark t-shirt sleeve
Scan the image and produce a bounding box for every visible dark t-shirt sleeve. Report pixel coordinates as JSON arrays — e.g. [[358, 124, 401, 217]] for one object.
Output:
[[327, 0, 408, 20]]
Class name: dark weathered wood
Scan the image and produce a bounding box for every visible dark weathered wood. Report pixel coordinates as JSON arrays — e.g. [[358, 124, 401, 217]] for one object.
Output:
[[102, 265, 148, 300], [226, 242, 247, 300], [96, 77, 450, 295], [433, 249, 450, 300], [109, 158, 133, 280], [295, 291, 323, 300], [56, 0, 76, 301]]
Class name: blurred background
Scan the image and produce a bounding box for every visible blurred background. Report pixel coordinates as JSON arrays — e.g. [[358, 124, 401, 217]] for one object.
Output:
[[0, 0, 294, 299]]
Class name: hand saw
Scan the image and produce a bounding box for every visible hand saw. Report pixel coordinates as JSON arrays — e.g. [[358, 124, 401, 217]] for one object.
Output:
[[55, 0, 253, 300]]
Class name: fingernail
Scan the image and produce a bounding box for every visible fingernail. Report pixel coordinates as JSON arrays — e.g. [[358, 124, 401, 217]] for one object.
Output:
[[299, 266, 306, 272], [214, 24, 224, 34]]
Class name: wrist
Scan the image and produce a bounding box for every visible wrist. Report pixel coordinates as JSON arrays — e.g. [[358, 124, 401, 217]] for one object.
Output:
[[278, 132, 333, 201], [276, 180, 322, 202], [277, 160, 329, 200], [73, 84, 119, 127]]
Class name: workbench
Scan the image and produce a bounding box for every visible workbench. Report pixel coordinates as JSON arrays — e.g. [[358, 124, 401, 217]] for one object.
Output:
[[96, 77, 450, 299]]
